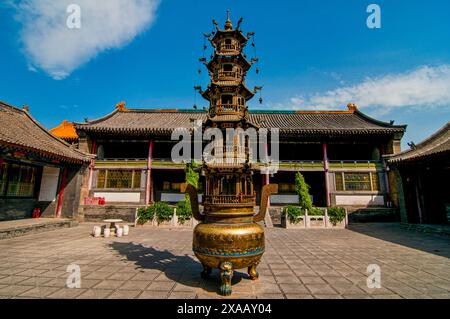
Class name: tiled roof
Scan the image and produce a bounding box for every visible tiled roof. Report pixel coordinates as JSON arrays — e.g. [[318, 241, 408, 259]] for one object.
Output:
[[0, 101, 91, 164], [50, 120, 78, 141], [75, 105, 406, 137], [388, 122, 450, 163]]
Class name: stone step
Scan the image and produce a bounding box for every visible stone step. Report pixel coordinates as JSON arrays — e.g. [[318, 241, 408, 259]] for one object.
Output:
[[0, 218, 78, 240], [269, 207, 283, 226], [347, 207, 399, 223]]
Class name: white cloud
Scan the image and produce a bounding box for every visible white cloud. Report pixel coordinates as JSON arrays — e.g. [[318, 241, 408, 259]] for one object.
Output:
[[10, 0, 159, 79], [285, 65, 450, 114]]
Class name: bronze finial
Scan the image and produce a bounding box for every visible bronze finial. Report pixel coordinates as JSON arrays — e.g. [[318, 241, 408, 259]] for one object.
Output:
[[224, 9, 233, 30]]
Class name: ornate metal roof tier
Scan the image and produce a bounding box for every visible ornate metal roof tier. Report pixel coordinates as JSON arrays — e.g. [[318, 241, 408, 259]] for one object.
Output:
[[201, 83, 255, 101], [206, 54, 252, 72], [0, 101, 91, 164]]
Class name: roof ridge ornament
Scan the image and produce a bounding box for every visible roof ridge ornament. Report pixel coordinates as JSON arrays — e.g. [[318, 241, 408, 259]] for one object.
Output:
[[347, 103, 358, 112], [116, 101, 127, 111]]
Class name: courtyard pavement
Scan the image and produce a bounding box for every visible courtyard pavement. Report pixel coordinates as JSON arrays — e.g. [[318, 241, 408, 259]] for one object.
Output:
[[0, 223, 449, 299]]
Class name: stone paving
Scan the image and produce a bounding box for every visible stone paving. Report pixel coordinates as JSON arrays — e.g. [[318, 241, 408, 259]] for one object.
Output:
[[0, 223, 449, 299]]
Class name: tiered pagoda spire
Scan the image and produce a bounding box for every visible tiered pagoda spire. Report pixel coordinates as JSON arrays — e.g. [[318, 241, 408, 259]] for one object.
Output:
[[199, 12, 259, 124]]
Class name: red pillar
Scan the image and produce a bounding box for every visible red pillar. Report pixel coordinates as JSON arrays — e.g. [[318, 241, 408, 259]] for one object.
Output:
[[145, 140, 154, 205], [87, 139, 97, 191], [323, 143, 330, 207], [55, 168, 68, 218]]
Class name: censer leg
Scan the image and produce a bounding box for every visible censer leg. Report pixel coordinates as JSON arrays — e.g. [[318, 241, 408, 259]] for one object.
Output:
[[247, 264, 259, 280], [200, 264, 212, 279], [219, 262, 233, 296]]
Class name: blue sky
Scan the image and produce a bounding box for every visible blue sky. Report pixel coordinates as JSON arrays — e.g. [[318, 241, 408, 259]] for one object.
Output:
[[1, 0, 449, 150]]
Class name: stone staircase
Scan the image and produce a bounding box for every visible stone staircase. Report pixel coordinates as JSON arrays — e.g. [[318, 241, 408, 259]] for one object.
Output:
[[347, 207, 399, 223], [269, 207, 283, 227], [0, 218, 78, 240]]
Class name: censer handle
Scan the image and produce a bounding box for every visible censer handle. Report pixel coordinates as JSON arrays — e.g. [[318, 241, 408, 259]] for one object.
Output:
[[180, 183, 204, 221], [254, 184, 278, 222]]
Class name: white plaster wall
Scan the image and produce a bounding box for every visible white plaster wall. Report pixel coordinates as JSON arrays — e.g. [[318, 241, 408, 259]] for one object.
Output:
[[335, 195, 384, 206], [270, 195, 299, 204], [160, 193, 203, 203], [94, 192, 140, 203]]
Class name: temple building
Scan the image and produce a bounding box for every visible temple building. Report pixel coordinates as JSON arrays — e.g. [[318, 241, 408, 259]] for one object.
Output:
[[388, 123, 449, 224], [0, 101, 91, 221], [49, 100, 406, 222]]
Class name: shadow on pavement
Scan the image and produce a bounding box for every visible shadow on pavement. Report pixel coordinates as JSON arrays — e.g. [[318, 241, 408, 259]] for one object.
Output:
[[348, 222, 450, 259], [110, 242, 245, 295]]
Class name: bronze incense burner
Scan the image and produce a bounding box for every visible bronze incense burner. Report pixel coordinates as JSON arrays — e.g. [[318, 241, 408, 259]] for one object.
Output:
[[182, 13, 277, 296]]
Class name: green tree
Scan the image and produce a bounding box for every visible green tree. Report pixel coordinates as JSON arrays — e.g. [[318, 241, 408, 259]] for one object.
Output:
[[177, 161, 200, 219], [295, 172, 313, 211]]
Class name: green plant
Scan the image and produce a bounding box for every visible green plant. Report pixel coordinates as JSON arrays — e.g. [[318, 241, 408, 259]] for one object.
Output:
[[184, 161, 200, 211], [284, 205, 304, 223], [309, 206, 324, 216], [154, 202, 174, 223], [176, 200, 192, 223], [295, 172, 312, 211], [136, 206, 154, 225], [328, 206, 346, 226]]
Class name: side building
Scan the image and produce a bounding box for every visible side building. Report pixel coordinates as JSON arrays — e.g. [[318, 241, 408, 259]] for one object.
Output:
[[388, 123, 449, 225], [0, 101, 91, 221], [51, 102, 406, 222]]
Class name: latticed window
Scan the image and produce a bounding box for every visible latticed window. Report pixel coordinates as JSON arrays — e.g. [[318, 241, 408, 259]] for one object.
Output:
[[133, 171, 142, 189], [334, 172, 381, 192], [344, 172, 371, 191], [371, 172, 380, 191], [97, 170, 106, 189], [2, 163, 37, 197], [335, 173, 344, 191], [96, 169, 142, 189]]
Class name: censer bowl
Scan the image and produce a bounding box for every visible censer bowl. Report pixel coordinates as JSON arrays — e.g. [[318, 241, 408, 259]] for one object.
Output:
[[193, 221, 264, 269]]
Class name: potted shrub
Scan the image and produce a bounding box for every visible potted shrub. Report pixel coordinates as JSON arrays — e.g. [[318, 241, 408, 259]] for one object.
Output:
[[176, 200, 193, 226], [307, 206, 326, 228], [327, 206, 347, 228], [282, 205, 305, 228], [136, 206, 154, 225], [154, 202, 174, 226]]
